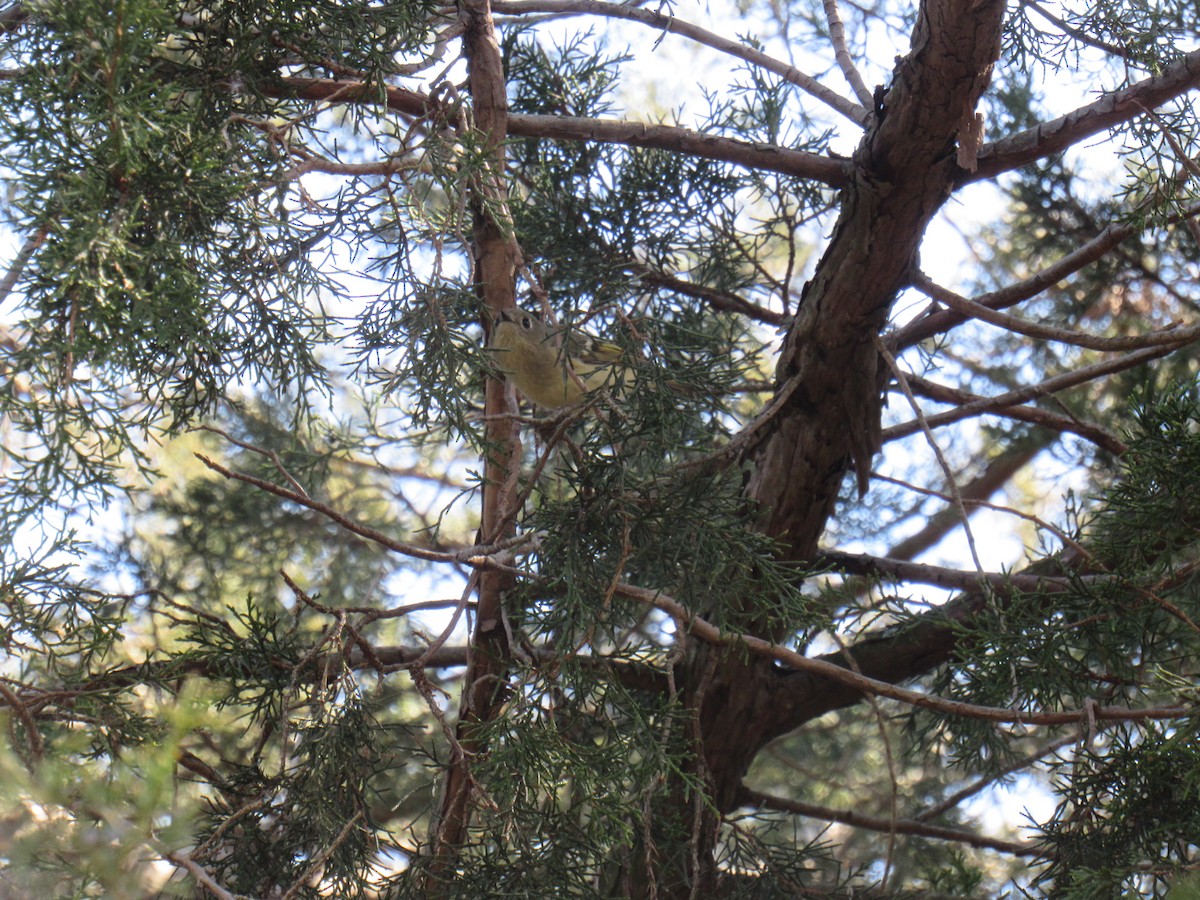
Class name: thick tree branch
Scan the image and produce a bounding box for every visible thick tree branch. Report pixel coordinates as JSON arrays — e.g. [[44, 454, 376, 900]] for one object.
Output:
[[746, 0, 1007, 557], [970, 46, 1200, 182], [273, 76, 850, 185]]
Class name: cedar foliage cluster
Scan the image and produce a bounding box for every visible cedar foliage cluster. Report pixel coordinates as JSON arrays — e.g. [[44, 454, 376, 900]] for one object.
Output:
[[2, 0, 1200, 897]]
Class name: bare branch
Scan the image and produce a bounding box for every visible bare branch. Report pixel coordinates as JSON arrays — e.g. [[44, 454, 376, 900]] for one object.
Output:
[[0, 226, 46, 309], [822, 0, 874, 107], [270, 76, 850, 186], [901, 374, 1128, 455], [875, 469, 1092, 562], [893, 220, 1139, 348], [817, 549, 1082, 594], [611, 580, 1196, 727], [195, 453, 476, 564], [491, 0, 870, 126], [740, 787, 1040, 856], [881, 342, 1193, 442], [628, 262, 787, 326], [970, 46, 1200, 182], [509, 112, 849, 184], [912, 270, 1200, 352], [273, 75, 854, 187]]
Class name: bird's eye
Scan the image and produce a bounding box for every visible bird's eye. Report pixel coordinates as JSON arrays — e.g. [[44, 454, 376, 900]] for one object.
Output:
[[520, 314, 533, 330]]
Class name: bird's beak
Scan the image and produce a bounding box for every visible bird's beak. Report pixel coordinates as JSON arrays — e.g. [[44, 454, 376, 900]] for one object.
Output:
[[496, 308, 514, 324]]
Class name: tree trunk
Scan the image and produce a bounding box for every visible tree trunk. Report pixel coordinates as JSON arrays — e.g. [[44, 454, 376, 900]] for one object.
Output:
[[662, 0, 1009, 891]]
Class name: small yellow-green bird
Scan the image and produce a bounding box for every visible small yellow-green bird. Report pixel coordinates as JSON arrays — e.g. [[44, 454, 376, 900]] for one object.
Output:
[[489, 308, 626, 408]]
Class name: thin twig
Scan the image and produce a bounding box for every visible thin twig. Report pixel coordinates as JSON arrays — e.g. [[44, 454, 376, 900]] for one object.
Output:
[[876, 336, 984, 575], [911, 270, 1200, 352], [196, 426, 310, 499], [881, 342, 1194, 441], [490, 0, 870, 125], [164, 851, 239, 900], [913, 732, 1079, 822], [740, 787, 1039, 856]]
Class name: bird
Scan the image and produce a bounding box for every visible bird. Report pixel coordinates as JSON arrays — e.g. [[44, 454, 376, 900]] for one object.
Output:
[[489, 308, 626, 409]]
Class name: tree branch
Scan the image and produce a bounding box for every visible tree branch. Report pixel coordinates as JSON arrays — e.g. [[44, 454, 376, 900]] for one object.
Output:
[[164, 851, 238, 900], [272, 76, 850, 185], [509, 112, 849, 184], [627, 262, 787, 326], [739, 787, 1040, 856], [881, 342, 1193, 442], [817, 549, 1082, 594], [893, 220, 1140, 348], [490, 0, 870, 125], [1023, 0, 1130, 59], [821, 0, 874, 108], [911, 270, 1200, 352], [194, 452, 522, 566], [611, 581, 1196, 727], [427, 0, 522, 879], [900, 375, 1128, 456], [970, 46, 1200, 182]]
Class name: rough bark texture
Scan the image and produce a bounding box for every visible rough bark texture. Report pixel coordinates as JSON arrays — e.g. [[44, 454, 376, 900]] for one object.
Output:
[[669, 0, 1009, 890], [428, 0, 519, 884]]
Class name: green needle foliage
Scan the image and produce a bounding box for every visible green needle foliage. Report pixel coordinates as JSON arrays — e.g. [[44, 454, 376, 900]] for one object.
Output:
[[5, 0, 1200, 897]]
